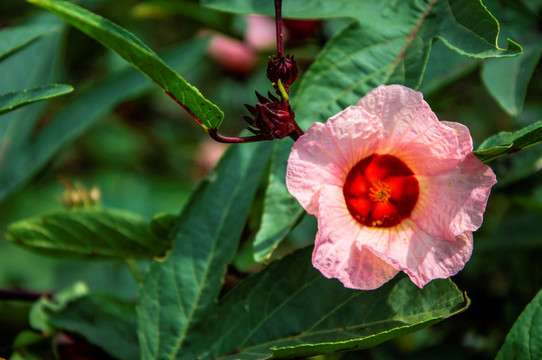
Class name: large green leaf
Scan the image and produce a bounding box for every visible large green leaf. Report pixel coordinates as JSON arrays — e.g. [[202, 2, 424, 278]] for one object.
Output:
[[473, 120, 542, 163], [496, 288, 542, 360], [252, 140, 303, 263], [249, 0, 521, 262], [176, 247, 469, 359], [0, 84, 73, 116], [28, 0, 223, 130], [5, 209, 171, 259], [0, 37, 209, 203], [0, 23, 59, 61], [137, 142, 273, 360], [48, 294, 139, 360]]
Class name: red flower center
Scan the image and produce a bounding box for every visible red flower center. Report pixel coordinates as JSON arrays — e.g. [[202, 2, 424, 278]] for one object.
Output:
[[343, 154, 419, 228]]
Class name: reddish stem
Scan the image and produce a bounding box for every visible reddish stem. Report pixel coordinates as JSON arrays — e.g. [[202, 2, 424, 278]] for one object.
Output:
[[289, 121, 304, 141], [274, 0, 284, 57], [0, 288, 51, 301], [207, 128, 264, 143]]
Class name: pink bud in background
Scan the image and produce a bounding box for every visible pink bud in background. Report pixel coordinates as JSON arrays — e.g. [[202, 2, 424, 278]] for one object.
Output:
[[207, 34, 256, 74], [245, 14, 278, 52]]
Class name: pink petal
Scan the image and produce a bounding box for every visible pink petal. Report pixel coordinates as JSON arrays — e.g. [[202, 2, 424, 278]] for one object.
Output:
[[356, 85, 463, 175], [413, 153, 497, 238], [442, 121, 473, 157], [353, 220, 473, 288], [313, 186, 399, 290], [286, 105, 382, 215]]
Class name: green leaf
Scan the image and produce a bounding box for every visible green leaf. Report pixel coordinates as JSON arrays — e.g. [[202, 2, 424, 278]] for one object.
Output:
[[137, 142, 273, 360], [0, 23, 59, 61], [28, 0, 223, 130], [133, 0, 235, 36], [496, 288, 542, 360], [253, 141, 303, 262], [48, 294, 139, 360], [30, 282, 89, 334], [0, 84, 73, 116], [0, 37, 209, 203], [481, 19, 542, 115], [177, 247, 469, 359], [203, 0, 521, 58], [419, 40, 477, 95], [149, 212, 177, 241], [435, 0, 522, 58], [5, 209, 171, 259], [473, 120, 542, 163]]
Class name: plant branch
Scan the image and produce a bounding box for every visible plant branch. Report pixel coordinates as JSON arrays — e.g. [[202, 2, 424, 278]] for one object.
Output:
[[274, 0, 284, 57]]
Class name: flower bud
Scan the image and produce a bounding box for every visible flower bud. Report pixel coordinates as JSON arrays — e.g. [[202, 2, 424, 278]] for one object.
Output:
[[266, 54, 299, 87], [241, 92, 296, 140]]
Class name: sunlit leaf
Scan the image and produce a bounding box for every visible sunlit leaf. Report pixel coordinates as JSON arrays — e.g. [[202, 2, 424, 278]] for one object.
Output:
[[28, 0, 223, 130], [5, 209, 171, 259], [474, 120, 542, 163], [0, 84, 73, 116]]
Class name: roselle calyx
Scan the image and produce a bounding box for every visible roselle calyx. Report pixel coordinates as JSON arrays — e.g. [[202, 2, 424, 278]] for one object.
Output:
[[266, 54, 299, 91], [241, 91, 296, 140]]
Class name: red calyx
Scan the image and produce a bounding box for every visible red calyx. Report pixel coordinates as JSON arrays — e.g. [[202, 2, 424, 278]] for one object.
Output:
[[241, 91, 296, 140], [266, 54, 299, 90]]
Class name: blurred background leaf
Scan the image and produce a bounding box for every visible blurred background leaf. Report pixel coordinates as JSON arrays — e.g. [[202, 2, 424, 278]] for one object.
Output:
[[0, 84, 73, 116]]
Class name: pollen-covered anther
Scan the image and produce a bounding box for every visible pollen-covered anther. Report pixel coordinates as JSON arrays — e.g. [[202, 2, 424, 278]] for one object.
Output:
[[368, 181, 391, 202]]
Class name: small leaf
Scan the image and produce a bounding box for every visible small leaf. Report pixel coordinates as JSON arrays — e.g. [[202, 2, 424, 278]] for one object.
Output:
[[0, 84, 73, 116], [179, 247, 469, 359], [48, 294, 139, 360], [495, 288, 542, 360], [5, 209, 171, 259], [137, 142, 273, 360], [473, 120, 542, 163], [30, 282, 89, 334], [28, 0, 223, 130]]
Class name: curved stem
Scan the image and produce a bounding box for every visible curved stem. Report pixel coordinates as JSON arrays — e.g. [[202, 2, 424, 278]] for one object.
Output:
[[208, 129, 264, 143], [274, 0, 284, 57], [289, 121, 304, 141]]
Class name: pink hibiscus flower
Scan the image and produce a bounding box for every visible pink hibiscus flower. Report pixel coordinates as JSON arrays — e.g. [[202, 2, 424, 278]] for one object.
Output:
[[286, 85, 496, 290]]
